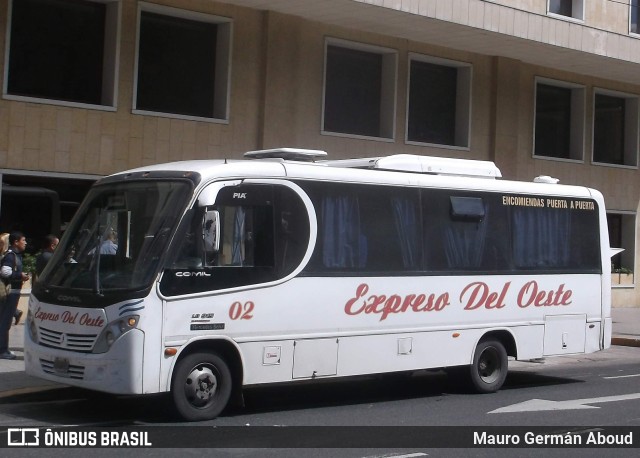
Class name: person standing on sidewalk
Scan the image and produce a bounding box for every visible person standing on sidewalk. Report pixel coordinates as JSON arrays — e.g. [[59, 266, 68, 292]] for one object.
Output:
[[0, 232, 24, 326], [0, 231, 29, 360]]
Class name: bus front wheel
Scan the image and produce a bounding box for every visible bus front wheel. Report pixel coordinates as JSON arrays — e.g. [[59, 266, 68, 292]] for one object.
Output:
[[171, 352, 232, 421], [469, 339, 508, 393]]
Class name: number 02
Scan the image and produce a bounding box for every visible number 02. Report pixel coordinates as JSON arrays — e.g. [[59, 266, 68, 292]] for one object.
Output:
[[229, 301, 254, 320]]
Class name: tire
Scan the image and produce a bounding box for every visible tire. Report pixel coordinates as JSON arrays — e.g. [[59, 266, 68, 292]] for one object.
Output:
[[469, 339, 508, 393], [171, 352, 232, 421]]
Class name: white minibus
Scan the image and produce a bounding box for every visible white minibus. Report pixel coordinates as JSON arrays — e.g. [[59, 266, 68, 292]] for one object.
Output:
[[25, 149, 612, 420]]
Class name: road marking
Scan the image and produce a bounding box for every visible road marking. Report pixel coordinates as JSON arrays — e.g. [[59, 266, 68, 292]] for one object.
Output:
[[390, 454, 427, 458], [489, 392, 640, 413], [362, 454, 427, 458], [604, 373, 640, 379]]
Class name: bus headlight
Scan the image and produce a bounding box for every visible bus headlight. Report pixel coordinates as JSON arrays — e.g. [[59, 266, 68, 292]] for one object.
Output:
[[93, 316, 140, 354]]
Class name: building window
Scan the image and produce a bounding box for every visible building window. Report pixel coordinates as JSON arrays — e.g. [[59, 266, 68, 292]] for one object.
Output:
[[534, 79, 584, 161], [608, 213, 636, 287], [593, 90, 639, 167], [4, 0, 119, 107], [134, 4, 231, 121], [407, 55, 471, 148], [631, 0, 640, 35], [322, 39, 396, 139], [548, 0, 584, 21]]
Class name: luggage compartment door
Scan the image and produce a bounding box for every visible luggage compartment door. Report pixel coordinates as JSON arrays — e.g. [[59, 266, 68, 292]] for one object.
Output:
[[543, 314, 586, 355], [292, 339, 339, 379]]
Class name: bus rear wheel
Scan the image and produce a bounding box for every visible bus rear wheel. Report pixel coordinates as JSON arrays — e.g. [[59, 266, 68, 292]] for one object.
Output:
[[469, 339, 508, 393], [171, 352, 232, 421]]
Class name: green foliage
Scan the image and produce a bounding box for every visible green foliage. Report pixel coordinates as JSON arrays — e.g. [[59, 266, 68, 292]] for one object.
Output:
[[22, 253, 37, 275], [611, 262, 633, 274]]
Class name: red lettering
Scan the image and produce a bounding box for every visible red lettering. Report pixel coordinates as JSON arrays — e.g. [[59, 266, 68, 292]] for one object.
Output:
[[427, 293, 449, 312], [494, 282, 510, 309], [554, 284, 573, 305], [34, 307, 60, 323], [364, 294, 387, 314], [380, 295, 402, 321], [461, 282, 510, 310], [517, 281, 537, 307], [345, 283, 369, 316], [33, 307, 105, 326], [401, 294, 416, 312], [344, 284, 449, 321], [61, 311, 77, 324], [411, 294, 427, 312], [78, 313, 105, 327], [517, 281, 573, 308], [461, 282, 487, 310]]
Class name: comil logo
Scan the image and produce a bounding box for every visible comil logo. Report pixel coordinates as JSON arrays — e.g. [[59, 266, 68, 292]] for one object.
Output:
[[8, 428, 39, 446]]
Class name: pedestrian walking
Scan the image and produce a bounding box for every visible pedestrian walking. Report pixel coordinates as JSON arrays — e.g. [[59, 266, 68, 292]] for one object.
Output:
[[0, 231, 29, 359]]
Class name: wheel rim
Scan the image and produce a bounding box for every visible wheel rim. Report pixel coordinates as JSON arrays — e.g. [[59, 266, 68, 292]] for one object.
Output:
[[477, 346, 501, 384], [184, 364, 219, 408]]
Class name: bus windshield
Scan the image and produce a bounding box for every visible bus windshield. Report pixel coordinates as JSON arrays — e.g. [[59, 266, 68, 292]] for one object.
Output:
[[41, 180, 192, 295]]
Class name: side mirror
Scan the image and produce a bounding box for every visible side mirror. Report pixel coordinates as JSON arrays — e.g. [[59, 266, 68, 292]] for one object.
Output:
[[203, 210, 220, 253]]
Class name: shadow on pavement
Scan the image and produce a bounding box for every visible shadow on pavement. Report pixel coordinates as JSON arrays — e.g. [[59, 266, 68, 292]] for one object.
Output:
[[0, 369, 582, 424]]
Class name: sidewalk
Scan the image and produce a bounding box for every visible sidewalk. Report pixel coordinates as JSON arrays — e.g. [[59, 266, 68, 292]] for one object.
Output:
[[610, 307, 640, 347], [0, 307, 638, 380], [0, 322, 63, 394]]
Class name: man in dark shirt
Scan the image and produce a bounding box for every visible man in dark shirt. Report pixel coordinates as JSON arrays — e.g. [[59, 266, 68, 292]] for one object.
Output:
[[35, 234, 59, 280], [0, 232, 29, 360]]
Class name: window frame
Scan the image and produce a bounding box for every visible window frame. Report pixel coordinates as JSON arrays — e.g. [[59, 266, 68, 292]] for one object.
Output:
[[405, 53, 472, 150], [631, 0, 640, 36], [608, 211, 636, 288], [321, 37, 397, 142], [2, 0, 121, 111], [132, 2, 232, 123], [532, 77, 585, 163], [591, 88, 639, 169], [547, 0, 585, 22]]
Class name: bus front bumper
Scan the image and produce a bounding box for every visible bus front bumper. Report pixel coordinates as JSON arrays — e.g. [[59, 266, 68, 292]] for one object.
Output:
[[24, 329, 145, 395]]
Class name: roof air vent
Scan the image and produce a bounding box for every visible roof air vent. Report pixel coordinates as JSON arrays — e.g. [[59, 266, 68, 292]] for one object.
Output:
[[534, 175, 560, 184], [323, 154, 502, 179], [244, 148, 327, 161]]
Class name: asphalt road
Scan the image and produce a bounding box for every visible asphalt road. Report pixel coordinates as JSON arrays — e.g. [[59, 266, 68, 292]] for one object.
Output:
[[0, 346, 638, 457]]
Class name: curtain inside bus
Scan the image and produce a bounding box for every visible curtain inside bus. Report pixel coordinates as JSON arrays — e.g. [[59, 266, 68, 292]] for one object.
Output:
[[321, 195, 367, 268], [391, 196, 420, 269], [444, 205, 489, 268], [512, 207, 571, 268]]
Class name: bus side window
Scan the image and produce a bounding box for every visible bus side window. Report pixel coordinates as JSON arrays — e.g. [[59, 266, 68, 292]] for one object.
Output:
[[169, 209, 204, 269], [162, 183, 310, 296], [216, 205, 268, 267]]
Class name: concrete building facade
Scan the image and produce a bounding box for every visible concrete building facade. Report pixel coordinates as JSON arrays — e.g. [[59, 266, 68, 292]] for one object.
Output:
[[1, 0, 639, 306]]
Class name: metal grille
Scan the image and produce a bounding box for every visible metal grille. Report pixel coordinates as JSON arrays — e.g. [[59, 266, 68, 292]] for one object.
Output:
[[40, 358, 85, 380], [39, 326, 98, 352]]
